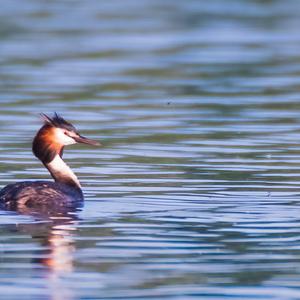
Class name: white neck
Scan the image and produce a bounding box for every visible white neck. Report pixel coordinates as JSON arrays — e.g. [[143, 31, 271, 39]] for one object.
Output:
[[45, 155, 81, 188]]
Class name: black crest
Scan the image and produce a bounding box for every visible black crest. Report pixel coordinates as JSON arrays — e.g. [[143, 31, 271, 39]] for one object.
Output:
[[41, 113, 76, 132]]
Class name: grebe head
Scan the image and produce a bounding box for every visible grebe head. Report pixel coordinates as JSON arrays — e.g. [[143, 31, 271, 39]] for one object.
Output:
[[32, 113, 100, 164]]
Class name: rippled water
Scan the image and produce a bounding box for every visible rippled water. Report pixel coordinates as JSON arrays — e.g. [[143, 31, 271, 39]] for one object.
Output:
[[1, 0, 300, 299]]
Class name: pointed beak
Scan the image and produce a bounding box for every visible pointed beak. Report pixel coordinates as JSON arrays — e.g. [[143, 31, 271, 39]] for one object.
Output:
[[74, 134, 101, 146]]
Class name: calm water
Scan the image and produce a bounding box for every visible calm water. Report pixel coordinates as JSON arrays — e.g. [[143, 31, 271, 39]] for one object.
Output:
[[1, 0, 300, 299]]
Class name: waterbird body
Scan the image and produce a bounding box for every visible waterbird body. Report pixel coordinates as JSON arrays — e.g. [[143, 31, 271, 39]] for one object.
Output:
[[0, 113, 100, 212]]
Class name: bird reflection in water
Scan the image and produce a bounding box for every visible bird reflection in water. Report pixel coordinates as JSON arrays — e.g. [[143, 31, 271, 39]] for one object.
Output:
[[14, 204, 82, 300], [40, 217, 76, 273]]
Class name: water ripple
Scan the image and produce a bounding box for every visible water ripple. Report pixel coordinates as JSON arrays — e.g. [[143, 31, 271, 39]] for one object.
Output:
[[1, 0, 300, 299]]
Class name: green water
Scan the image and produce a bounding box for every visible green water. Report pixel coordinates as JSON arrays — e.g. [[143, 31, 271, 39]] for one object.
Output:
[[1, 0, 300, 299]]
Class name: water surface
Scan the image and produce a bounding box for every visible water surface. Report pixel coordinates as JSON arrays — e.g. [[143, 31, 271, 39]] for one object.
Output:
[[1, 0, 300, 299]]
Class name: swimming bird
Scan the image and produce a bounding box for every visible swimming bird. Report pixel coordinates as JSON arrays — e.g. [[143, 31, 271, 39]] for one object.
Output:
[[0, 113, 100, 212]]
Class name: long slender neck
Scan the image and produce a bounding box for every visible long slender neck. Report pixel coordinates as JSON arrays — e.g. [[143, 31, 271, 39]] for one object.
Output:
[[32, 125, 81, 189], [45, 154, 81, 189]]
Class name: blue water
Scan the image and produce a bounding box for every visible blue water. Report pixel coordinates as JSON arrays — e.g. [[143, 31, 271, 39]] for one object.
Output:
[[1, 0, 300, 299]]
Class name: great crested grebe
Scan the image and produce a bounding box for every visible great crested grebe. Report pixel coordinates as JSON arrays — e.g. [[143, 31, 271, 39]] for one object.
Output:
[[0, 113, 100, 211]]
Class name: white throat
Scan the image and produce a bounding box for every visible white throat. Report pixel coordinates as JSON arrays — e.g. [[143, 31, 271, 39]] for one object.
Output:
[[45, 154, 81, 188]]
